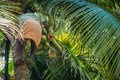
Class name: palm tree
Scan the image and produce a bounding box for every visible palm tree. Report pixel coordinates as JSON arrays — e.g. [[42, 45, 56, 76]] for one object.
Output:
[[0, 1, 28, 80], [0, 0, 120, 80]]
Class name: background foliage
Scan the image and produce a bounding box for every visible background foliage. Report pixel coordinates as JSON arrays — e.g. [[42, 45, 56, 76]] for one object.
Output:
[[0, 0, 120, 80]]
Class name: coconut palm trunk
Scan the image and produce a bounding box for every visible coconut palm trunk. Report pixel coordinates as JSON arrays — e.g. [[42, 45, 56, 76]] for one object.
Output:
[[12, 48, 30, 80], [14, 65, 30, 80]]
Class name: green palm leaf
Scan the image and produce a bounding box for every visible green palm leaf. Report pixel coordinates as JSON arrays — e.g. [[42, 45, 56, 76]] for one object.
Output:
[[36, 0, 120, 78], [87, 0, 120, 19]]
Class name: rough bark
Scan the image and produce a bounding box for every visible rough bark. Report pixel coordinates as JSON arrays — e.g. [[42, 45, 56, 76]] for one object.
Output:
[[12, 49, 30, 80], [14, 64, 30, 80]]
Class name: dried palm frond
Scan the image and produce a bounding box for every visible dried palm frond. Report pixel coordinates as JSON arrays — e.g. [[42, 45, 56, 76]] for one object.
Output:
[[0, 1, 23, 44], [0, 18, 21, 44]]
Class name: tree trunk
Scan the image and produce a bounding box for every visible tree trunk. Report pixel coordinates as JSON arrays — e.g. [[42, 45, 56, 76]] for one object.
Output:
[[12, 48, 30, 80], [14, 64, 30, 80]]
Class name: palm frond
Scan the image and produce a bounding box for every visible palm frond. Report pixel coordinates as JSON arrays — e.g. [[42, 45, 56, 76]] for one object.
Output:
[[0, 1, 22, 44], [0, 18, 20, 44], [36, 0, 120, 79], [0, 1, 22, 22], [87, 0, 120, 19]]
